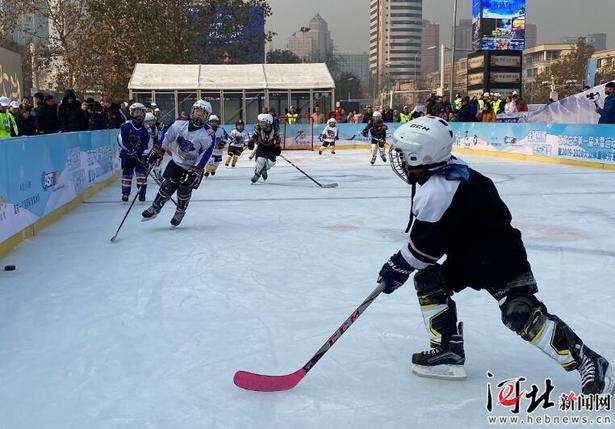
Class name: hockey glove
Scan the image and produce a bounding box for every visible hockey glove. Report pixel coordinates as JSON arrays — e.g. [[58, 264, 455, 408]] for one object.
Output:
[[181, 165, 203, 189], [148, 145, 164, 166], [378, 251, 414, 294], [248, 140, 255, 151], [274, 144, 282, 156], [361, 129, 369, 138]]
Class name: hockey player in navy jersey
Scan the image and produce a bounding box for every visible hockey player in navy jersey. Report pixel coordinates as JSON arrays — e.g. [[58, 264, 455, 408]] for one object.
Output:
[[362, 111, 388, 165], [377, 116, 614, 395], [142, 100, 214, 227], [204, 114, 229, 178], [248, 113, 281, 184], [118, 103, 151, 202]]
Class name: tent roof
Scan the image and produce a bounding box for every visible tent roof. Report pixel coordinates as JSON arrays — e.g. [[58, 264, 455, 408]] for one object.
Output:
[[128, 63, 335, 91]]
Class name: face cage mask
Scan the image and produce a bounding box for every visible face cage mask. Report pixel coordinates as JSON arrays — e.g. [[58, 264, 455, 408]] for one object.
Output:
[[191, 108, 207, 127], [131, 110, 145, 124], [389, 146, 445, 185]]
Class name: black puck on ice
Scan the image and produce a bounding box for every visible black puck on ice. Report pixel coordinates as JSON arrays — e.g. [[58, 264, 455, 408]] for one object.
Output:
[[4, 265, 16, 271]]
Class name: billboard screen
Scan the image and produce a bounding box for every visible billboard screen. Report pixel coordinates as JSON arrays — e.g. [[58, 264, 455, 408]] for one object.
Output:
[[472, 0, 526, 51]]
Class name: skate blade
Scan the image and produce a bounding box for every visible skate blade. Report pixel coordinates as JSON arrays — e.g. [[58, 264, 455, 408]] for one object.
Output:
[[141, 214, 157, 222], [411, 364, 467, 380]]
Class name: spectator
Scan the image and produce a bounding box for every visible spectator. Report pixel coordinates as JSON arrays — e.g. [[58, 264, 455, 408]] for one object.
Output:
[[0, 96, 19, 138], [399, 105, 411, 123], [504, 96, 518, 114], [362, 105, 373, 123], [596, 81, 615, 124], [31, 92, 44, 121], [9, 100, 20, 121], [334, 102, 344, 122], [36, 95, 60, 134], [286, 105, 299, 124], [88, 102, 108, 130], [512, 91, 528, 112], [469, 96, 479, 120], [101, 95, 126, 128], [492, 93, 504, 114], [311, 106, 325, 124], [382, 106, 394, 122], [438, 106, 450, 121], [80, 100, 91, 130], [346, 110, 356, 123], [339, 108, 346, 123], [392, 109, 399, 122], [476, 101, 496, 122], [453, 93, 463, 111], [59, 89, 84, 132], [456, 97, 474, 122], [411, 104, 426, 120], [17, 107, 36, 136], [20, 97, 31, 111], [441, 95, 453, 113]]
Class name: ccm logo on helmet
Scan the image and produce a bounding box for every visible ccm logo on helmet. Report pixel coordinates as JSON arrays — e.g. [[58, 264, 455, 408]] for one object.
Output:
[[408, 124, 430, 131]]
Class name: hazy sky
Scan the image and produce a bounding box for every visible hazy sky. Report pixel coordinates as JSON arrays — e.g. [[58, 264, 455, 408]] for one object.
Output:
[[266, 0, 614, 53]]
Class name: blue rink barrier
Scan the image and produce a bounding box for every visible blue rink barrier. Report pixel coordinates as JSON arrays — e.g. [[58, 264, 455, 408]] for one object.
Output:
[[0, 130, 120, 254], [235, 122, 615, 167]]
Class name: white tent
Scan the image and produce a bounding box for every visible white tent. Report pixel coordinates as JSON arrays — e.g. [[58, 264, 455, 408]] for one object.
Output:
[[128, 63, 335, 123]]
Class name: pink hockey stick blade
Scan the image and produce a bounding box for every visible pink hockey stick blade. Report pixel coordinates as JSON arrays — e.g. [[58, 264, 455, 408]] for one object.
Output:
[[233, 369, 306, 392]]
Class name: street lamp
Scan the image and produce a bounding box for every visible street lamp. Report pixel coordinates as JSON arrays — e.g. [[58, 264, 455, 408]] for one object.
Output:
[[450, 0, 459, 101], [345, 76, 356, 101]]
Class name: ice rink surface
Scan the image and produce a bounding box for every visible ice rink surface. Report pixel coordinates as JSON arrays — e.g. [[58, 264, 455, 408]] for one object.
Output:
[[1, 150, 614, 429]]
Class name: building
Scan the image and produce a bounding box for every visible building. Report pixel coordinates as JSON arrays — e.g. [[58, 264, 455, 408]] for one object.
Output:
[[369, 0, 423, 97], [453, 19, 473, 61], [128, 63, 335, 125], [523, 43, 575, 91], [425, 57, 468, 95], [338, 53, 370, 91], [421, 20, 439, 76], [525, 23, 537, 49], [287, 14, 333, 62], [561, 33, 607, 51], [593, 49, 615, 70]]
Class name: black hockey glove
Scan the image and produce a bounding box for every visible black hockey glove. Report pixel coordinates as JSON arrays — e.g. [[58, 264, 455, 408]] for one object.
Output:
[[378, 251, 414, 294], [248, 140, 255, 151], [148, 145, 164, 166], [181, 165, 203, 189]]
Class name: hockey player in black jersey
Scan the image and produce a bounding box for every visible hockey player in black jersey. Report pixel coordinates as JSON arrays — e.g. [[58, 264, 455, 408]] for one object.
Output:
[[248, 113, 282, 184], [377, 116, 614, 394], [361, 111, 388, 165]]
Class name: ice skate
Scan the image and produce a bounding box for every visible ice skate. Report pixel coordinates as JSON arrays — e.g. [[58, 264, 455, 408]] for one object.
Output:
[[411, 322, 466, 380], [262, 169, 268, 181], [251, 174, 260, 184], [575, 345, 615, 394], [170, 210, 185, 227], [141, 206, 159, 222], [122, 194, 129, 202]]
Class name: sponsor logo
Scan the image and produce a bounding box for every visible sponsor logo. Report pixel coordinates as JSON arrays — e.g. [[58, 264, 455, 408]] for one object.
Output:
[[41, 171, 59, 191]]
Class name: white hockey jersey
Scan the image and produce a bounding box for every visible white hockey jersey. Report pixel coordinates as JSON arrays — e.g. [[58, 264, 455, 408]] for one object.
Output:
[[229, 129, 250, 148], [321, 125, 339, 142], [162, 120, 214, 169], [208, 127, 230, 157]]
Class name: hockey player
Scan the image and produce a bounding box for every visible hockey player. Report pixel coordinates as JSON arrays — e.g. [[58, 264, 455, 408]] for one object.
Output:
[[319, 118, 339, 155], [377, 116, 614, 394], [142, 100, 214, 227], [362, 111, 388, 165], [248, 113, 281, 184], [144, 112, 159, 147], [225, 120, 250, 167], [118, 103, 151, 202], [204, 114, 229, 177]]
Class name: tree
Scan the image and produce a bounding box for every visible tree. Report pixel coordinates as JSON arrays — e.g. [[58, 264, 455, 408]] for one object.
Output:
[[596, 63, 615, 84], [335, 72, 361, 101], [528, 38, 595, 103], [266, 49, 302, 64]]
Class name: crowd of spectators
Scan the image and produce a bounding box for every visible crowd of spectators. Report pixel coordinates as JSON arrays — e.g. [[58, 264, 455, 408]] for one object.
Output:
[[0, 90, 163, 139]]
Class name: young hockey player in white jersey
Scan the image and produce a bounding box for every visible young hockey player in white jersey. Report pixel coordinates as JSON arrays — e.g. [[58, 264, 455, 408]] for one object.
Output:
[[225, 120, 250, 167], [204, 114, 229, 177], [319, 118, 339, 155], [142, 100, 214, 227], [248, 113, 281, 184], [376, 116, 613, 394]]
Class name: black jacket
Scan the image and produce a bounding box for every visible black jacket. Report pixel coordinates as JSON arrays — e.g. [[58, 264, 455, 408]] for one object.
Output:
[[58, 91, 84, 132], [88, 111, 108, 130], [17, 114, 36, 136], [106, 103, 126, 129], [36, 103, 60, 134]]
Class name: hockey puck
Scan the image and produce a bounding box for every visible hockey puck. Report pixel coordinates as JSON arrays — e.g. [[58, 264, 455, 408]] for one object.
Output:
[[4, 265, 16, 271]]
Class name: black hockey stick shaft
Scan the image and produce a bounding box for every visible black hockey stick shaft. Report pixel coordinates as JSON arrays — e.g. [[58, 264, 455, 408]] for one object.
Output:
[[303, 281, 385, 372], [110, 164, 154, 242], [279, 154, 326, 188]]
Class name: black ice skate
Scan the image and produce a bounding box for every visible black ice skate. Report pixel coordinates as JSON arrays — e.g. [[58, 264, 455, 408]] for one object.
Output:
[[138, 195, 146, 202], [381, 154, 387, 163], [411, 322, 467, 380], [204, 172, 210, 177], [170, 210, 185, 227], [319, 149, 323, 155], [370, 156, 376, 165], [262, 169, 268, 181], [575, 344, 615, 394], [251, 174, 260, 184], [141, 206, 159, 222], [122, 194, 129, 202]]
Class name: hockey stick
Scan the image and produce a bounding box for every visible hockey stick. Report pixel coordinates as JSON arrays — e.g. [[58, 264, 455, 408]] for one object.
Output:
[[233, 282, 385, 392], [110, 164, 154, 242], [279, 154, 338, 189]]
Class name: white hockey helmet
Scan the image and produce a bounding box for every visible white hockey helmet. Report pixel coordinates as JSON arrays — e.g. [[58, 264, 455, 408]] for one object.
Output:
[[327, 118, 337, 126], [389, 116, 455, 184], [257, 113, 273, 127], [191, 100, 212, 127], [372, 111, 382, 118], [208, 114, 220, 126], [129, 102, 146, 122], [144, 112, 156, 122]]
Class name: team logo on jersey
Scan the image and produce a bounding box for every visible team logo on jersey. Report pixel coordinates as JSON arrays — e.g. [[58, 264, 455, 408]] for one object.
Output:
[[177, 136, 195, 153]]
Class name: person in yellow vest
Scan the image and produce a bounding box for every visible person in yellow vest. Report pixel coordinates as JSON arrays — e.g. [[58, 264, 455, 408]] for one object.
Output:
[[492, 93, 504, 114], [399, 105, 412, 124], [477, 92, 489, 111], [0, 97, 19, 138], [286, 106, 299, 125], [453, 93, 463, 111]]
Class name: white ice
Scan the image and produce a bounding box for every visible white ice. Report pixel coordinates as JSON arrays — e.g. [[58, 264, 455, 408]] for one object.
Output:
[[1, 150, 614, 429]]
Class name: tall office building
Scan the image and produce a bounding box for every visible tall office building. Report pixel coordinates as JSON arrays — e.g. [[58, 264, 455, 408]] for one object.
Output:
[[561, 33, 607, 51], [421, 20, 439, 76], [287, 14, 333, 62], [453, 19, 472, 61], [525, 23, 537, 49], [369, 0, 423, 95]]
